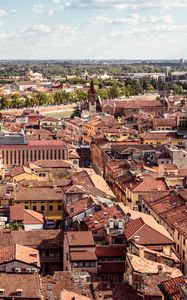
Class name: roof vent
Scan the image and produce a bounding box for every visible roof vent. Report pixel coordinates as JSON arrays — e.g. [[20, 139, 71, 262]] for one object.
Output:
[[0, 289, 5, 295], [134, 235, 140, 243], [30, 253, 37, 258], [16, 289, 23, 296], [26, 268, 32, 273], [15, 268, 21, 273], [94, 221, 99, 224]]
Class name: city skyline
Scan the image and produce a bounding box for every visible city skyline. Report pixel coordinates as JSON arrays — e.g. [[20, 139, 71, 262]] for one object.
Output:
[[0, 0, 186, 59]]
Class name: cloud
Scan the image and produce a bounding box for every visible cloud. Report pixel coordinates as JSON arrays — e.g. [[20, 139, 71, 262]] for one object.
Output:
[[48, 9, 54, 16], [32, 4, 45, 14], [23, 24, 77, 35], [108, 22, 187, 40], [88, 14, 173, 25], [53, 0, 61, 3], [10, 9, 18, 14], [64, 0, 187, 10], [0, 9, 7, 17]]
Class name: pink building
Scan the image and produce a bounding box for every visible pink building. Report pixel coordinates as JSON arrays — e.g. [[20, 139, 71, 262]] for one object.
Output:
[[0, 140, 69, 165]]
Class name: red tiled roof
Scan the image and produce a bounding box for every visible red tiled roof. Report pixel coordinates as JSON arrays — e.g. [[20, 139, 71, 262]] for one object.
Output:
[[83, 206, 124, 232], [124, 218, 144, 239], [153, 118, 176, 127], [0, 273, 41, 298], [66, 197, 94, 217], [41, 116, 59, 122], [24, 209, 44, 225], [141, 132, 178, 140], [0, 230, 64, 249], [160, 276, 187, 300], [70, 251, 97, 261], [0, 140, 68, 149], [124, 218, 174, 245], [10, 206, 24, 221], [61, 290, 92, 300], [67, 231, 95, 247], [160, 205, 187, 238], [142, 192, 184, 215], [0, 244, 40, 268]]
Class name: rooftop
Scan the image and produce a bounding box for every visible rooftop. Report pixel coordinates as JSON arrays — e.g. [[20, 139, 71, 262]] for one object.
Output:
[[159, 276, 187, 300], [127, 253, 182, 277], [0, 244, 40, 268], [0, 229, 64, 249], [0, 273, 41, 298], [83, 206, 124, 232], [10, 206, 44, 224], [67, 231, 95, 247], [124, 217, 174, 245]]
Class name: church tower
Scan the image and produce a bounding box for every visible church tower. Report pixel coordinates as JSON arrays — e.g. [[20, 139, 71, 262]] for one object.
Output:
[[88, 80, 97, 113]]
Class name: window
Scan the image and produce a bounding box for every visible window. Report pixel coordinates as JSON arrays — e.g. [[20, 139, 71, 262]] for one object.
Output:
[[25, 206, 28, 209], [49, 205, 53, 211], [41, 206, 45, 211], [45, 249, 49, 257], [39, 173, 46, 177], [33, 206, 37, 211], [183, 251, 185, 260], [58, 205, 61, 211]]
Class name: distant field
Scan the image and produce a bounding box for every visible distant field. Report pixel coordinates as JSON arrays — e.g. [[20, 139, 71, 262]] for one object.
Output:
[[43, 109, 74, 118]]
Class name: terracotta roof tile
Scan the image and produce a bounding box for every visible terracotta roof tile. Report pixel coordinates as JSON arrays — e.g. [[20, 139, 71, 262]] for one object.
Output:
[[83, 206, 124, 232], [0, 273, 41, 298], [160, 276, 187, 300], [70, 251, 97, 261], [67, 231, 95, 247], [0, 244, 40, 268], [124, 217, 174, 245], [0, 230, 64, 249]]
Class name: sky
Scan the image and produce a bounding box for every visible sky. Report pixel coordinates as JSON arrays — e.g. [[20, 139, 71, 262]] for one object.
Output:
[[0, 0, 186, 59]]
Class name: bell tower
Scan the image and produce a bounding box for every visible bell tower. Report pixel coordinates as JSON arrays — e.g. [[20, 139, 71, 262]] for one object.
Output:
[[88, 80, 97, 113]]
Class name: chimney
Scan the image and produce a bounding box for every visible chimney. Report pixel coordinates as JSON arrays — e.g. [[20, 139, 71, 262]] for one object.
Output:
[[157, 264, 163, 274]]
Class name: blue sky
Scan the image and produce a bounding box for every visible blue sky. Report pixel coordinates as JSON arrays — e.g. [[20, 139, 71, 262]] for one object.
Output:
[[0, 0, 186, 59]]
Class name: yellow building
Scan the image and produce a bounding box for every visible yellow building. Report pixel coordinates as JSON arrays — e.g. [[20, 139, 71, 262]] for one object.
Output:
[[104, 129, 130, 142], [9, 166, 38, 183], [82, 119, 103, 145], [8, 186, 63, 222], [141, 131, 185, 145], [115, 175, 168, 209]]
